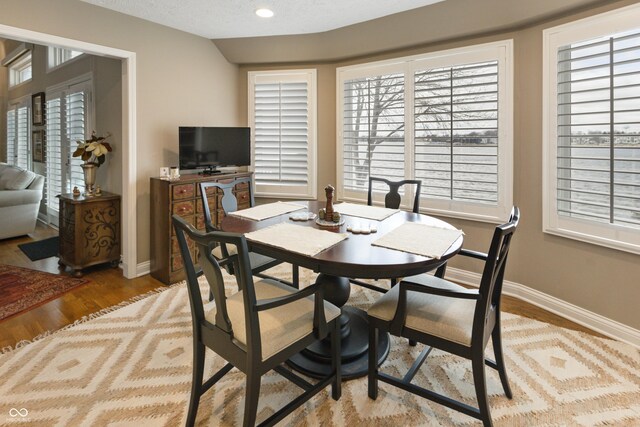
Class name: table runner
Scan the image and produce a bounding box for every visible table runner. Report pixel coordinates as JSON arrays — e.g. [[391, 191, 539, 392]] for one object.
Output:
[[333, 202, 398, 221], [228, 201, 305, 221], [245, 223, 348, 257], [372, 223, 463, 259]]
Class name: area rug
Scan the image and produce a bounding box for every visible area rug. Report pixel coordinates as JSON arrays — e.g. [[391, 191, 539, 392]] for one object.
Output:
[[0, 266, 638, 426], [0, 264, 90, 321], [18, 236, 59, 261]]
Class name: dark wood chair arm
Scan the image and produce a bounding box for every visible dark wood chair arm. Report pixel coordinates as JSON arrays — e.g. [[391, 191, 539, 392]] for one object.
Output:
[[400, 280, 480, 300], [459, 248, 488, 261], [254, 283, 321, 311]]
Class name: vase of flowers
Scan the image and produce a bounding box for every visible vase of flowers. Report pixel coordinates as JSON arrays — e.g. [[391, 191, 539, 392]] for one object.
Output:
[[73, 131, 113, 195]]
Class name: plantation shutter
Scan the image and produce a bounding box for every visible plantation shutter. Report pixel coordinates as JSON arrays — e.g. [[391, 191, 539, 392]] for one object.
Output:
[[414, 61, 499, 204], [249, 70, 316, 198], [15, 105, 30, 170], [46, 94, 63, 209], [6, 108, 16, 166], [556, 31, 640, 228], [342, 73, 405, 193], [66, 89, 87, 191]]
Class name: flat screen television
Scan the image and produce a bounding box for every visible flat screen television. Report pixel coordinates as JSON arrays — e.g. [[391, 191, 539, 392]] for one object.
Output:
[[179, 126, 251, 173]]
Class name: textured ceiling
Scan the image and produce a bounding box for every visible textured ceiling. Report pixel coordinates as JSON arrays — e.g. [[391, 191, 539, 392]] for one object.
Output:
[[79, 0, 445, 39]]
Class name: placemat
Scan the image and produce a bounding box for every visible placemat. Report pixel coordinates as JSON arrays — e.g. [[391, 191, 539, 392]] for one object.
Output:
[[245, 223, 348, 257], [372, 223, 463, 259], [228, 201, 305, 221], [333, 202, 399, 221]]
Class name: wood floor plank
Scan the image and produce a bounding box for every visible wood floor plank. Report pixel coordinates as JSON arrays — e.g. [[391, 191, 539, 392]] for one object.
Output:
[[0, 223, 607, 350]]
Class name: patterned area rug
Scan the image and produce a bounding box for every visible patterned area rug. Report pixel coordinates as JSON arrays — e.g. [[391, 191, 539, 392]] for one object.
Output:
[[0, 265, 90, 321], [0, 265, 638, 426]]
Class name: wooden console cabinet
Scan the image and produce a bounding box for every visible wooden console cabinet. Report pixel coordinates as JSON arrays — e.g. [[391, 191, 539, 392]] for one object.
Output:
[[150, 172, 252, 285], [58, 192, 121, 277]]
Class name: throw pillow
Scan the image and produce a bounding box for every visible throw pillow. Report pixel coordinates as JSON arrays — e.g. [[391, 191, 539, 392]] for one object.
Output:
[[0, 167, 36, 190]]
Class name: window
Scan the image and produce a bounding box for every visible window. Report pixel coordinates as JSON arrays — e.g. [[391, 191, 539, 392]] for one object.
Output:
[[48, 47, 83, 70], [337, 41, 513, 222], [45, 76, 93, 220], [543, 4, 640, 254], [248, 70, 317, 199], [6, 96, 30, 169], [8, 52, 32, 87]]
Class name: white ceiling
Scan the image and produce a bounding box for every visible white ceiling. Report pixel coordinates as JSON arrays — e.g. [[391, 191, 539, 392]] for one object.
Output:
[[80, 0, 445, 39]]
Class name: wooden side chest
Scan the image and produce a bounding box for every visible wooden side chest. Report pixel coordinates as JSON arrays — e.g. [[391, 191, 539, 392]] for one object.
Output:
[[58, 192, 121, 277], [150, 172, 252, 285]]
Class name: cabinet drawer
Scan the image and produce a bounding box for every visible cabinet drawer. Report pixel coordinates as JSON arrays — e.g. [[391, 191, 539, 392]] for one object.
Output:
[[172, 183, 194, 200], [236, 190, 250, 209], [196, 199, 217, 214], [173, 200, 195, 217], [196, 214, 206, 230]]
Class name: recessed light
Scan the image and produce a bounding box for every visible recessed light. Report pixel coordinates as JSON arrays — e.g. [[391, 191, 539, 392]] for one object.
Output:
[[255, 8, 274, 18]]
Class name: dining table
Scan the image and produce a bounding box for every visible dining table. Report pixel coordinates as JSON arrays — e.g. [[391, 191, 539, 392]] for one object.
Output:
[[220, 200, 463, 379]]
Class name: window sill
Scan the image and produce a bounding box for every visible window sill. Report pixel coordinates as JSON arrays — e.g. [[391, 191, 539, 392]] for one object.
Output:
[[543, 223, 640, 256]]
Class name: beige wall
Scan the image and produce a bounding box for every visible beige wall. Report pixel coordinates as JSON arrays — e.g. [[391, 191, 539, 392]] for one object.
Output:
[[240, 0, 640, 330], [1, 0, 240, 263]]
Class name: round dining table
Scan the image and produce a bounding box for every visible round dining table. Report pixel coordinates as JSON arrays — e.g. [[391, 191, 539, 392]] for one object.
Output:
[[220, 200, 463, 379]]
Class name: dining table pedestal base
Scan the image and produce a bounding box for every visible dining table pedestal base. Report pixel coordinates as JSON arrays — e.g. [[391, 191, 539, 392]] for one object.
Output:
[[287, 273, 390, 379]]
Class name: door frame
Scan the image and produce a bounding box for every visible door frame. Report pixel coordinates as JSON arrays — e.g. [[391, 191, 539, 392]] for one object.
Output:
[[0, 24, 138, 279]]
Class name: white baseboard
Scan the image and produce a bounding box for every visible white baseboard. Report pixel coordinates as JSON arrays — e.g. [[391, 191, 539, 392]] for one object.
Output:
[[135, 261, 151, 277], [445, 267, 640, 349]]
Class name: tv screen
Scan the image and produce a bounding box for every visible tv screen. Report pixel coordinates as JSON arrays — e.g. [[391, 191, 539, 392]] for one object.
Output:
[[179, 126, 251, 171]]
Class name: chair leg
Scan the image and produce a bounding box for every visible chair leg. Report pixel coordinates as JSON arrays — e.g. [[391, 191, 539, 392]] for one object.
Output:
[[292, 265, 299, 289], [472, 350, 493, 427], [368, 324, 378, 400], [331, 319, 342, 400], [186, 341, 206, 427], [492, 323, 512, 399], [243, 372, 261, 427], [435, 263, 447, 279]]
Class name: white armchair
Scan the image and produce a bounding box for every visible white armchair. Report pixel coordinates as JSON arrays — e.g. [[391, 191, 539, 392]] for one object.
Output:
[[0, 163, 45, 239]]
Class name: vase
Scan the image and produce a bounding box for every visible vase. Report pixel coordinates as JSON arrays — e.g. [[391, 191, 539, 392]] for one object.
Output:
[[81, 163, 97, 195]]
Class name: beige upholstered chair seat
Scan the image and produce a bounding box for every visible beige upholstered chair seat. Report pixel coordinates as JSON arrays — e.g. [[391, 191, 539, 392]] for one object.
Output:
[[368, 274, 477, 346], [206, 278, 340, 361], [212, 245, 275, 269]]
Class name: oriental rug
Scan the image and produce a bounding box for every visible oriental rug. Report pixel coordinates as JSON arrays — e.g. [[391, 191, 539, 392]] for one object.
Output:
[[0, 265, 638, 426], [0, 264, 90, 321]]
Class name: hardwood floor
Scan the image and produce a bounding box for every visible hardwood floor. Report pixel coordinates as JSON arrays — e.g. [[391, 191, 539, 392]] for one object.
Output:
[[0, 223, 163, 349], [0, 222, 606, 350]]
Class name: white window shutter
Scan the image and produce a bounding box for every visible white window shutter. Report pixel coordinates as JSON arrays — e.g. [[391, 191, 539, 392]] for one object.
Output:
[[66, 90, 87, 192], [249, 70, 317, 199], [342, 73, 406, 193], [6, 108, 16, 166], [46, 95, 63, 208], [556, 32, 640, 228], [414, 61, 499, 204]]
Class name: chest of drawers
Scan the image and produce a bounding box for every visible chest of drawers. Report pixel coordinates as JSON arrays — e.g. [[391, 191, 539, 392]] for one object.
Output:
[[150, 172, 252, 284]]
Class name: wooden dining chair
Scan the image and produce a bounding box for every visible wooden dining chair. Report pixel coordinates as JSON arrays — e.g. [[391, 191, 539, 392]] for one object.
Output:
[[172, 214, 341, 427], [352, 176, 446, 293], [200, 177, 299, 288], [367, 176, 422, 214], [367, 207, 520, 427]]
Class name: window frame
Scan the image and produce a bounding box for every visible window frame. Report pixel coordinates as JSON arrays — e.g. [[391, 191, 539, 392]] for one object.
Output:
[[542, 3, 640, 255], [45, 73, 94, 224], [336, 40, 514, 223], [8, 52, 32, 88], [47, 46, 83, 72], [248, 69, 318, 200]]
